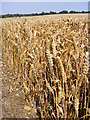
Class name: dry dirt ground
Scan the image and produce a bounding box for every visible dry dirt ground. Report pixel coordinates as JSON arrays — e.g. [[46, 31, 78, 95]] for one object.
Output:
[[2, 61, 39, 119]]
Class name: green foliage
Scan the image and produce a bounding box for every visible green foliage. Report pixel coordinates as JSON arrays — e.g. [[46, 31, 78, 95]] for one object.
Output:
[[59, 10, 68, 14], [0, 10, 89, 18]]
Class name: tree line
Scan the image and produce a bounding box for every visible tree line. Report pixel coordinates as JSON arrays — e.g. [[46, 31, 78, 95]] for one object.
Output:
[[0, 10, 90, 18]]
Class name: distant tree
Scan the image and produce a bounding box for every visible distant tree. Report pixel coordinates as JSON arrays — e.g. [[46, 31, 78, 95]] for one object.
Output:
[[59, 10, 68, 14], [69, 10, 78, 13], [35, 13, 39, 16], [49, 11, 57, 14], [82, 11, 85, 13], [39, 12, 45, 15]]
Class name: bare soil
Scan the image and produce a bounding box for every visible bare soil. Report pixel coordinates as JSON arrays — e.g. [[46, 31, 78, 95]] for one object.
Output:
[[2, 61, 39, 119]]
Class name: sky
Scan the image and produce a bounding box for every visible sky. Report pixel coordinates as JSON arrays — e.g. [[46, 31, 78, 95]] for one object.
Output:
[[1, 2, 89, 15]]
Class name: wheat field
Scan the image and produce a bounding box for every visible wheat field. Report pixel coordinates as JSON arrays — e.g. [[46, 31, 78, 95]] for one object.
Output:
[[2, 14, 89, 119]]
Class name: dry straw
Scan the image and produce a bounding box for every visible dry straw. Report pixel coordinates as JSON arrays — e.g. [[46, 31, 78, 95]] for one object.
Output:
[[2, 15, 89, 119]]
